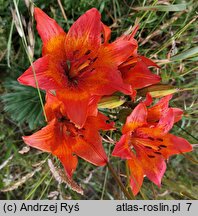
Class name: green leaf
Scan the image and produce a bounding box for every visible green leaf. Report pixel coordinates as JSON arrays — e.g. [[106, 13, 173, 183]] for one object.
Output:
[[1, 81, 45, 130], [171, 47, 198, 61], [133, 4, 187, 12]]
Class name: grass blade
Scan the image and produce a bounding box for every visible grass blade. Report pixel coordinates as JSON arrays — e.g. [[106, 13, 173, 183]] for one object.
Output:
[[133, 4, 187, 12]]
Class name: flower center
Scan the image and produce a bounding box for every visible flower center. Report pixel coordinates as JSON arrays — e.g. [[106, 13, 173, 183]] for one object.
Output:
[[62, 50, 97, 82], [58, 116, 86, 138]]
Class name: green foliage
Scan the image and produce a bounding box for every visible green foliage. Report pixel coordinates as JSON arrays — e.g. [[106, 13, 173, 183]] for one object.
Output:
[[171, 47, 198, 61], [1, 81, 45, 130], [133, 3, 187, 12]]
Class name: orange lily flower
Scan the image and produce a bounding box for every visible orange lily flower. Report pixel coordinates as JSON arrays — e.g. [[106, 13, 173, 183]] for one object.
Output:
[[112, 96, 192, 195], [23, 92, 114, 178], [111, 25, 161, 96], [18, 8, 135, 128], [102, 23, 161, 100], [120, 55, 161, 89]]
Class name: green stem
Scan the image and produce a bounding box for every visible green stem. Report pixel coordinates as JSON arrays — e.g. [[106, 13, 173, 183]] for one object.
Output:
[[101, 142, 112, 200], [100, 166, 109, 200], [107, 162, 133, 200], [13, 0, 47, 122]]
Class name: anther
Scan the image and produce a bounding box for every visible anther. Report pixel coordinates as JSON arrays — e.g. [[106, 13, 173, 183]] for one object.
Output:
[[154, 152, 162, 155], [157, 138, 163, 142], [147, 155, 155, 158]]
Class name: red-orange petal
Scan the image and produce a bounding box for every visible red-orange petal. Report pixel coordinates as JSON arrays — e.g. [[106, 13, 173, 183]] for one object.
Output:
[[72, 136, 108, 166], [122, 103, 147, 134], [127, 154, 144, 196], [112, 134, 133, 159], [171, 108, 183, 123], [18, 55, 67, 90], [135, 145, 166, 187], [56, 87, 90, 128], [101, 23, 111, 43], [44, 92, 66, 122], [147, 94, 172, 122], [23, 119, 78, 177], [53, 136, 78, 177], [129, 24, 139, 39], [143, 93, 153, 106], [156, 108, 175, 134], [34, 8, 65, 43], [115, 25, 139, 57], [105, 40, 137, 67], [139, 56, 160, 68], [87, 96, 101, 117], [135, 127, 162, 138], [65, 8, 101, 59], [86, 112, 115, 131], [130, 88, 137, 101], [159, 133, 192, 159], [34, 8, 66, 59], [42, 34, 66, 60], [22, 119, 57, 152], [122, 61, 161, 89], [80, 67, 131, 95]]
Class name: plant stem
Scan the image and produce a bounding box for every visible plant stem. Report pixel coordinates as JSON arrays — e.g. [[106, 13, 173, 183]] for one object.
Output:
[[101, 142, 112, 200], [13, 0, 47, 122], [107, 162, 133, 200]]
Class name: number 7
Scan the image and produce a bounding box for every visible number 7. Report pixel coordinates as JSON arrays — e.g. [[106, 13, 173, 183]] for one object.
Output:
[[186, 203, 192, 211]]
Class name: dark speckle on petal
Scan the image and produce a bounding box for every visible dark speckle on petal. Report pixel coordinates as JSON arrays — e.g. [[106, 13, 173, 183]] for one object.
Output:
[[147, 155, 155, 158]]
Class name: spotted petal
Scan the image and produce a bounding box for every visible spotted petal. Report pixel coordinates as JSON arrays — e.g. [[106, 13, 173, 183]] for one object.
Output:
[[135, 145, 166, 187], [81, 68, 131, 96], [65, 8, 101, 59], [23, 119, 78, 177], [18, 55, 67, 90], [159, 134, 193, 159]]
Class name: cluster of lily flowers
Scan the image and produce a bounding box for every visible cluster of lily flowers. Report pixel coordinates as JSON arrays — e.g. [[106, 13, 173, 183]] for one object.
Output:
[[18, 8, 192, 196]]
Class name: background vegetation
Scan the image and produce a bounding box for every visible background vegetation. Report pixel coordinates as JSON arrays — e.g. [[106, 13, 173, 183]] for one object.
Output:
[[0, 0, 197, 200]]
